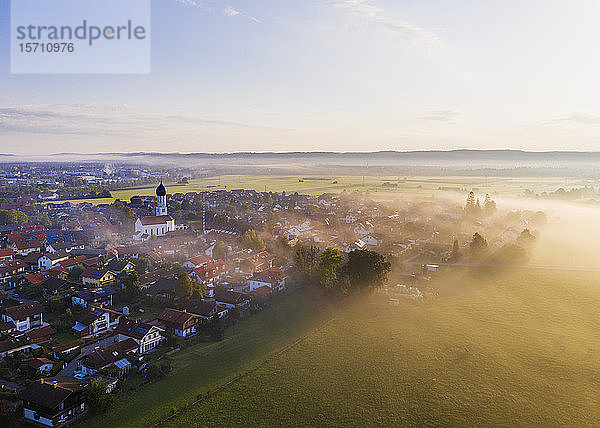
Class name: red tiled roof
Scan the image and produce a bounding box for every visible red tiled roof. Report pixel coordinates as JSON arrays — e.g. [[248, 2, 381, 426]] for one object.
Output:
[[192, 259, 227, 282], [186, 255, 209, 267], [139, 215, 173, 226]]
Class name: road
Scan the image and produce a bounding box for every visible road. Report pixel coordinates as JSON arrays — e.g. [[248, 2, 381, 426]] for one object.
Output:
[[405, 260, 600, 273], [58, 335, 120, 376]]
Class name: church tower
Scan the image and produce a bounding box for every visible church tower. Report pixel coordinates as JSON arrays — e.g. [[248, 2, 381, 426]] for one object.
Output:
[[156, 180, 167, 216]]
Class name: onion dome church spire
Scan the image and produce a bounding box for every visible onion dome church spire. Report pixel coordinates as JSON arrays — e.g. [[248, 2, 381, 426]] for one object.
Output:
[[155, 180, 167, 216]]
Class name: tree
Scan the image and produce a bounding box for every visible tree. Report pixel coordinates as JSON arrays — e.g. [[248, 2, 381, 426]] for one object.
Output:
[[316, 248, 345, 289], [111, 200, 135, 226], [174, 272, 193, 301], [464, 191, 475, 212], [294, 244, 320, 278], [83, 378, 113, 414], [470, 232, 488, 254], [68, 263, 85, 280], [517, 228, 536, 248], [344, 250, 391, 292], [134, 256, 151, 275], [241, 229, 266, 251], [483, 194, 497, 215], [0, 209, 27, 225], [449, 239, 461, 262], [213, 241, 228, 260], [122, 271, 140, 298]]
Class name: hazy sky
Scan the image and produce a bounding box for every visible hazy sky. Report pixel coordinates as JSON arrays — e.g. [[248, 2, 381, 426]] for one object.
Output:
[[1, 0, 600, 154]]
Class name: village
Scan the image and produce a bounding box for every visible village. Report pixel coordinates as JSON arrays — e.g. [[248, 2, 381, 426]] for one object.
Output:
[[0, 172, 545, 427]]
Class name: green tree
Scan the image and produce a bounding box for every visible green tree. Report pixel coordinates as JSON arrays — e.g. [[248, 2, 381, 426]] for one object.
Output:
[[83, 378, 113, 414], [174, 272, 193, 301], [464, 191, 475, 212], [0, 209, 27, 225], [122, 271, 140, 298], [134, 256, 151, 275], [294, 244, 320, 278], [449, 239, 461, 262], [241, 229, 266, 251], [111, 200, 136, 226], [470, 232, 488, 254], [483, 194, 497, 215], [316, 248, 345, 289], [516, 228, 536, 248], [344, 250, 391, 292], [68, 264, 85, 280], [213, 241, 228, 260]]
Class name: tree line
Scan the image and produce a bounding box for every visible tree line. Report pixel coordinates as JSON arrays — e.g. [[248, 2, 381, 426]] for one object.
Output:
[[294, 244, 391, 294]]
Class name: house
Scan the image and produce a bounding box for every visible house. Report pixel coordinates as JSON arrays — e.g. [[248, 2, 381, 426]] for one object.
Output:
[[20, 377, 89, 427], [24, 272, 47, 286], [8, 235, 45, 256], [353, 222, 374, 237], [106, 259, 135, 275], [0, 260, 26, 287], [157, 308, 201, 337], [114, 319, 164, 353], [240, 251, 274, 274], [214, 290, 251, 310], [0, 320, 16, 335], [28, 357, 57, 374], [57, 258, 78, 271], [51, 341, 82, 360], [182, 254, 209, 269], [0, 335, 35, 359], [189, 259, 227, 296], [71, 286, 116, 308], [81, 268, 115, 287], [41, 278, 77, 297], [72, 306, 123, 338], [185, 300, 228, 320], [2, 301, 43, 332], [38, 251, 70, 271], [0, 249, 15, 262], [78, 339, 138, 376], [26, 325, 56, 344], [247, 267, 287, 292], [343, 214, 358, 224]]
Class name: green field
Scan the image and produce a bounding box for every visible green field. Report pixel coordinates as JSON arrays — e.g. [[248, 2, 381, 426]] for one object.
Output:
[[164, 267, 600, 427], [83, 288, 334, 428], [108, 175, 585, 202], [43, 175, 587, 206]]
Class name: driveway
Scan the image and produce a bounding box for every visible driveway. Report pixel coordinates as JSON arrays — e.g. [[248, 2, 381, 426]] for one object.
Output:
[[58, 334, 120, 376]]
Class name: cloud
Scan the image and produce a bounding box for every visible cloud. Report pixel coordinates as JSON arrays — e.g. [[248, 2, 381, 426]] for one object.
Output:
[[332, 0, 444, 48], [543, 113, 600, 126], [173, 0, 206, 9], [422, 109, 461, 122], [0, 104, 288, 138], [223, 6, 261, 23]]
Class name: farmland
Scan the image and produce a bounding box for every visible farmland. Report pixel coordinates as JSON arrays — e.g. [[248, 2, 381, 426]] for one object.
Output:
[[43, 174, 590, 206], [164, 267, 600, 427], [111, 175, 586, 200]]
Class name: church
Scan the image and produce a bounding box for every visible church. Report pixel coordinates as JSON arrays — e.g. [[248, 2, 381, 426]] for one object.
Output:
[[134, 181, 176, 240]]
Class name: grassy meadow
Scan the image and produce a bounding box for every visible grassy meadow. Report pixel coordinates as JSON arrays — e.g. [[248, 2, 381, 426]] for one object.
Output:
[[43, 174, 587, 206], [164, 267, 600, 427], [105, 174, 586, 201], [83, 288, 335, 428]]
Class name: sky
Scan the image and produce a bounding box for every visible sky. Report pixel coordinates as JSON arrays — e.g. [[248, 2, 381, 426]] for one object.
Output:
[[1, 0, 600, 154]]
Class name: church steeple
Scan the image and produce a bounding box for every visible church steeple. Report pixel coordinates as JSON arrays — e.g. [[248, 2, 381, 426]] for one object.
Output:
[[156, 180, 167, 216]]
